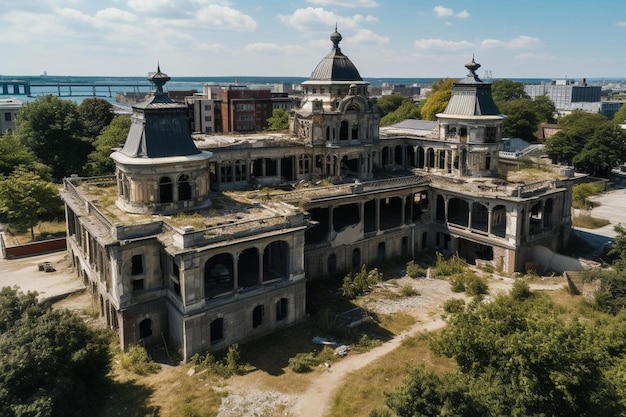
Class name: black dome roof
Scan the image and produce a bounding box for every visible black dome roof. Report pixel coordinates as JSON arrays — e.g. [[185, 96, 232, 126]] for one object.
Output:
[[308, 27, 362, 82]]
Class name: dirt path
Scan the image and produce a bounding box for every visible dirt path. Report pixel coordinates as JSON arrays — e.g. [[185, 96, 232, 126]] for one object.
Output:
[[292, 316, 446, 417]]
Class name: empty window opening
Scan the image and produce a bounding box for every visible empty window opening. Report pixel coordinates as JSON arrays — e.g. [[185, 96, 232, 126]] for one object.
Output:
[[131, 254, 143, 275], [252, 305, 264, 328], [238, 248, 260, 288], [263, 241, 289, 281], [159, 176, 173, 203], [305, 207, 330, 244], [339, 120, 349, 140], [178, 174, 192, 201], [377, 242, 386, 263], [352, 248, 361, 270], [328, 254, 337, 273], [364, 200, 377, 233], [204, 254, 234, 298], [333, 203, 360, 232], [210, 318, 224, 342], [276, 298, 288, 321], [139, 318, 152, 339]]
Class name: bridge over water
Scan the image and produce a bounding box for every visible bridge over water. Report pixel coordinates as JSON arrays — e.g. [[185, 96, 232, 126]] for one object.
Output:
[[0, 80, 153, 97]]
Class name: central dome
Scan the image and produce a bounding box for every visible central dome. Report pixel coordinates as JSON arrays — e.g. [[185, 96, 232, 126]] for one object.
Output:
[[308, 28, 363, 82]]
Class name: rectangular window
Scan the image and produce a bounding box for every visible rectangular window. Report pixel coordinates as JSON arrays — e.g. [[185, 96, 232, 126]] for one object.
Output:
[[131, 254, 143, 275], [132, 278, 144, 291], [4, 112, 11, 122], [276, 298, 288, 321], [210, 318, 224, 342]]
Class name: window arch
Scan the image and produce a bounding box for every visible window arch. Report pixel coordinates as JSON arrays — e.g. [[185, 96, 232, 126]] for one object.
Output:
[[159, 176, 173, 203], [178, 174, 191, 201]]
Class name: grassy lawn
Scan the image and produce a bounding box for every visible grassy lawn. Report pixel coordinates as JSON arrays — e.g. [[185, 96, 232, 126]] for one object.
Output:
[[328, 331, 456, 417], [3, 220, 66, 245], [572, 213, 610, 229]]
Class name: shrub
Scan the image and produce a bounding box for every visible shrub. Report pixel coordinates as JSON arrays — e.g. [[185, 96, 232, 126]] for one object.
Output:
[[369, 408, 392, 417], [464, 275, 489, 296], [406, 260, 426, 278], [433, 252, 467, 277], [120, 344, 160, 375], [288, 352, 320, 373], [443, 298, 466, 314], [400, 285, 419, 297], [449, 275, 466, 292], [189, 344, 245, 377], [342, 265, 382, 299], [510, 280, 532, 301]]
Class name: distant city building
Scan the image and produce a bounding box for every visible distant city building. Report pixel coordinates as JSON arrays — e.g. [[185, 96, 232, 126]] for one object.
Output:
[[0, 98, 23, 135], [220, 86, 274, 132], [525, 79, 603, 114]]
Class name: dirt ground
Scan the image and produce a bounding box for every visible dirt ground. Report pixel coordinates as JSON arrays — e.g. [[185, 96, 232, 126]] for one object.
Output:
[[0, 250, 84, 301]]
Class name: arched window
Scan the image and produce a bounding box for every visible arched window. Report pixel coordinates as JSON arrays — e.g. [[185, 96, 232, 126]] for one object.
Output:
[[178, 174, 191, 201], [339, 120, 349, 140], [328, 254, 337, 273], [159, 176, 173, 203], [139, 318, 152, 339]]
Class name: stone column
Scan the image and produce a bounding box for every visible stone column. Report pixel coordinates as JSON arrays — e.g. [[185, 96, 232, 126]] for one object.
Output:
[[487, 208, 493, 235], [233, 254, 239, 290], [258, 248, 264, 284], [375, 199, 380, 231]]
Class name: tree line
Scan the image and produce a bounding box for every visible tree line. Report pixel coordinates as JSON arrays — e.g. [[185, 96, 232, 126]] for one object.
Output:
[[0, 97, 130, 239]]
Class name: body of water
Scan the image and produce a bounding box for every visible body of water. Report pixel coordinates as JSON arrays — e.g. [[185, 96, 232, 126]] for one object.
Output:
[[1, 74, 558, 104]]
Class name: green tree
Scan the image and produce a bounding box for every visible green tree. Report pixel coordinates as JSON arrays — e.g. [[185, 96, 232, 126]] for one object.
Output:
[[491, 79, 529, 104], [420, 78, 454, 121], [78, 97, 114, 139], [388, 294, 626, 416], [377, 94, 406, 117], [544, 111, 610, 167], [498, 98, 539, 141], [15, 95, 92, 181], [267, 109, 289, 131], [380, 100, 421, 126], [0, 133, 50, 179], [0, 166, 62, 240], [0, 287, 111, 417], [532, 94, 557, 123], [84, 116, 131, 176], [613, 103, 626, 124], [573, 124, 626, 176]]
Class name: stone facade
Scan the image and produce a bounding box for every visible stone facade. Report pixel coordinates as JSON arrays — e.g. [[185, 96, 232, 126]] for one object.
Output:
[[61, 31, 573, 361]]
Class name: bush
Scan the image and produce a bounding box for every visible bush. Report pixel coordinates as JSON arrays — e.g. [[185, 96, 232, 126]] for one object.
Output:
[[288, 352, 320, 373], [572, 182, 605, 209], [342, 265, 382, 299], [464, 275, 489, 296], [120, 344, 160, 375], [443, 298, 466, 314], [433, 252, 467, 277], [406, 260, 426, 278], [449, 275, 466, 292], [400, 285, 419, 297], [510, 280, 532, 301], [189, 344, 245, 377]]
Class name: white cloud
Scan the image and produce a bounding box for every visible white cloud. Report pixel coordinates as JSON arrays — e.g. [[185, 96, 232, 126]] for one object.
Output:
[[481, 35, 542, 49], [414, 38, 475, 51], [307, 0, 379, 7], [616, 21, 626, 27], [433, 5, 453, 17], [95, 8, 137, 22], [350, 28, 389, 45], [195, 4, 257, 31], [434, 5, 469, 19], [278, 7, 378, 32], [127, 0, 175, 13], [245, 42, 307, 54]]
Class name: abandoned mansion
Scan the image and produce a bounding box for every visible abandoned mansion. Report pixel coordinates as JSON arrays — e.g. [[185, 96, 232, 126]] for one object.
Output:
[[61, 29, 574, 360]]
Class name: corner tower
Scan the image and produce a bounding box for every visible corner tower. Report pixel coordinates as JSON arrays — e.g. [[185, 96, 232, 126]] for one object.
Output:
[[111, 65, 212, 214], [436, 58, 504, 177], [291, 27, 379, 180]]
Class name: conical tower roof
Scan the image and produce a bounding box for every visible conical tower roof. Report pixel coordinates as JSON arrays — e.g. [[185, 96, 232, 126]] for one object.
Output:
[[118, 65, 202, 158], [441, 57, 501, 117]]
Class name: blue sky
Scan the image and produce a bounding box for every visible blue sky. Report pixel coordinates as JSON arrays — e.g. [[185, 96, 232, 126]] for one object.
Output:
[[1, 0, 625, 79]]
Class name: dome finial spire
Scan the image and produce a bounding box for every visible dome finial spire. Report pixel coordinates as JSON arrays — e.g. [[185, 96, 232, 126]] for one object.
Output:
[[330, 24, 342, 50], [465, 55, 481, 80], [148, 63, 170, 94]]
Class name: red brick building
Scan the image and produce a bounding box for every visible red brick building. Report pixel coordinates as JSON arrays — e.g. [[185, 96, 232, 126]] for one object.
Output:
[[221, 86, 273, 133]]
